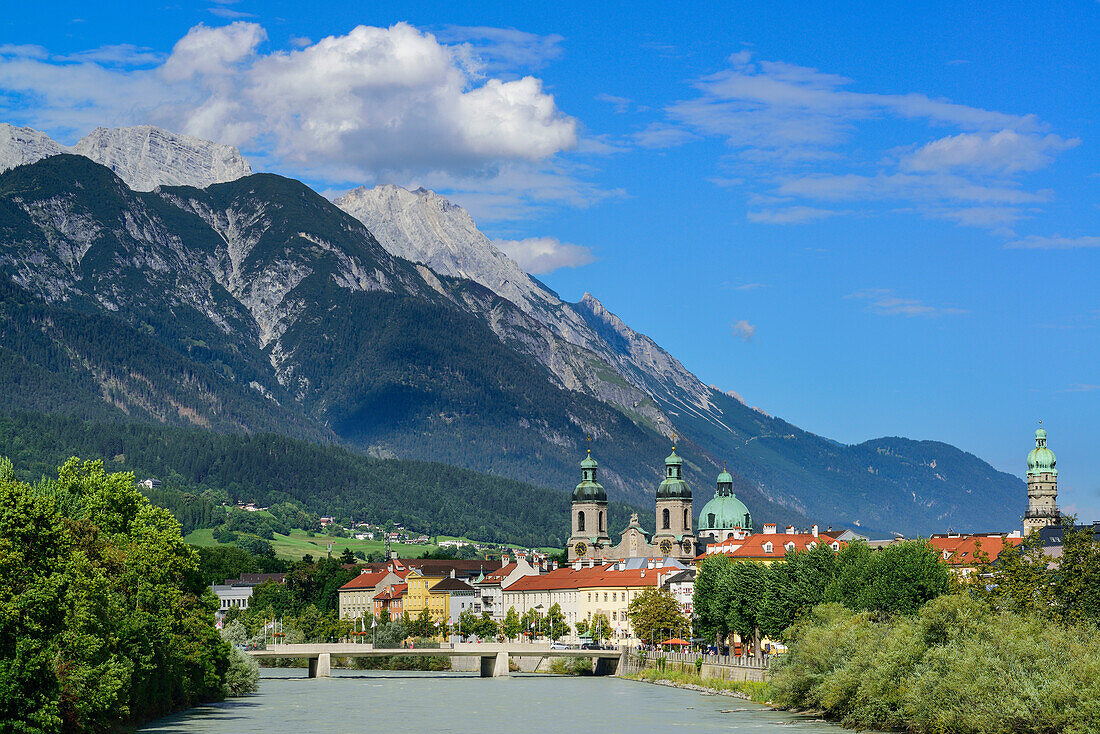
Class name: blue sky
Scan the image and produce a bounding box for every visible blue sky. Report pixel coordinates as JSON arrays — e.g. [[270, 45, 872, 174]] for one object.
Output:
[[2, 1, 1098, 519]]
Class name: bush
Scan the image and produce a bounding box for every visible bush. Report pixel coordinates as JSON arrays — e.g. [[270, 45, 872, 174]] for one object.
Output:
[[770, 594, 1100, 733], [222, 647, 260, 697]]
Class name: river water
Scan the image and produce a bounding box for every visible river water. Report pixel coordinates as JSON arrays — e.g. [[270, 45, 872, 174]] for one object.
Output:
[[140, 669, 842, 733]]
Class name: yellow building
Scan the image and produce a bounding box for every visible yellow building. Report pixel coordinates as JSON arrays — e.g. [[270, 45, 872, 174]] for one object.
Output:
[[402, 568, 453, 637], [576, 567, 678, 645]]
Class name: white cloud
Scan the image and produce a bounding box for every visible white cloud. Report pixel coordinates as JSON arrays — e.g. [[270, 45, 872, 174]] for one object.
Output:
[[846, 289, 967, 317], [632, 122, 698, 148], [492, 236, 594, 274], [731, 320, 756, 341], [747, 206, 837, 224], [734, 283, 768, 290], [901, 131, 1078, 174], [596, 93, 632, 113], [1005, 235, 1100, 249], [648, 51, 1072, 230], [0, 22, 580, 210], [438, 26, 564, 72]]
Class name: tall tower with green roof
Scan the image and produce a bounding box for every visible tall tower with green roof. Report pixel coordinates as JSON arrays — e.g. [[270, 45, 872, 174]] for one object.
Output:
[[652, 446, 696, 559], [568, 449, 611, 561], [1024, 426, 1059, 535]]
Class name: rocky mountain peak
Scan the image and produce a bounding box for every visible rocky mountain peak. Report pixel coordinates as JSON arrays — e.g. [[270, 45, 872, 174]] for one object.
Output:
[[73, 125, 252, 191], [0, 122, 252, 191]]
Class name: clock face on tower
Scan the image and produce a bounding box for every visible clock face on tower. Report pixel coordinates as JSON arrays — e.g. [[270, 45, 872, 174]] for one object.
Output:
[[682, 539, 693, 554], [574, 541, 588, 557], [659, 539, 674, 555]]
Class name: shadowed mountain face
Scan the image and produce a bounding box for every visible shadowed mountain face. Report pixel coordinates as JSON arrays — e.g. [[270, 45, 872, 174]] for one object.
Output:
[[0, 154, 1023, 535]]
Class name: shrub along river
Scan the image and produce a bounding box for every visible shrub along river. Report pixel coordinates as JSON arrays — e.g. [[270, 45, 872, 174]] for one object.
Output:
[[139, 668, 843, 733]]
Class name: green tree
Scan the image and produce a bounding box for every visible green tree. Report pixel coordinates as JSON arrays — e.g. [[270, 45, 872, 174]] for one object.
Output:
[[502, 607, 523, 641], [694, 554, 734, 645], [457, 608, 480, 639], [472, 612, 499, 640], [546, 602, 569, 640], [409, 608, 437, 638], [722, 561, 770, 658], [830, 540, 950, 616], [627, 588, 689, 645], [589, 613, 613, 644], [759, 542, 839, 637]]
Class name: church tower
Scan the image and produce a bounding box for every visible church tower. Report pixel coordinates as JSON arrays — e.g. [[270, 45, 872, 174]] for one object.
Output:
[[652, 446, 695, 560], [568, 450, 611, 561], [1024, 426, 1059, 535]]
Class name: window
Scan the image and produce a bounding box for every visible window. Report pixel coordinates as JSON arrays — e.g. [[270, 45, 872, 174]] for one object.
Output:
[[612, 592, 617, 602], [588, 593, 592, 602], [764, 542, 773, 553], [604, 593, 608, 602], [599, 511, 604, 532], [684, 508, 690, 529], [785, 542, 795, 552], [708, 513, 716, 527], [578, 511, 586, 532], [662, 508, 670, 529], [612, 611, 617, 620], [831, 542, 840, 551]]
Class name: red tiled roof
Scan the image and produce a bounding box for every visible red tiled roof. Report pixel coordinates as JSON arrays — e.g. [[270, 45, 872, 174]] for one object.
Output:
[[927, 535, 1021, 565], [374, 583, 407, 601], [479, 563, 517, 584], [717, 532, 843, 559], [339, 570, 391, 591], [505, 564, 678, 592]]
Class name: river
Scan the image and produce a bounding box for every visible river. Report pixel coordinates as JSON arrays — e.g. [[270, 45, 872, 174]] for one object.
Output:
[[139, 669, 842, 733]]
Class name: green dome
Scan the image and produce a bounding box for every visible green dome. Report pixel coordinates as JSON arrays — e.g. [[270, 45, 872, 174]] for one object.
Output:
[[699, 494, 752, 531], [1027, 428, 1057, 476], [573, 450, 607, 502], [716, 469, 733, 485], [656, 447, 691, 499]]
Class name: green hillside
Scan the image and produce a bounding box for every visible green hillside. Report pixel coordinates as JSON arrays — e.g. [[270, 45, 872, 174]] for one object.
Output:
[[0, 411, 646, 548]]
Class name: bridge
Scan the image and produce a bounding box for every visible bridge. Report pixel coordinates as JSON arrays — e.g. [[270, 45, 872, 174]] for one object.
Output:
[[246, 643, 626, 678]]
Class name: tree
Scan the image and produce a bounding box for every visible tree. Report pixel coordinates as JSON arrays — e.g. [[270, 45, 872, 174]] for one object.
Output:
[[694, 554, 734, 645], [339, 547, 356, 564], [457, 608, 480, 639], [574, 618, 589, 638], [589, 613, 613, 644], [409, 608, 437, 638], [1050, 521, 1100, 625], [829, 540, 950, 616], [723, 561, 770, 658], [627, 588, 689, 645], [546, 603, 569, 640], [502, 607, 523, 641], [759, 542, 839, 637], [473, 612, 499, 640]]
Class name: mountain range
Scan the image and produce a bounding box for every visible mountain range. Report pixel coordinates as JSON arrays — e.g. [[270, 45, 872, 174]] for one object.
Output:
[[0, 123, 1025, 537]]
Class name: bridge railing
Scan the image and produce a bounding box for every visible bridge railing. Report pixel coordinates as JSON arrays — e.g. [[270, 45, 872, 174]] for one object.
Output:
[[622, 650, 771, 671]]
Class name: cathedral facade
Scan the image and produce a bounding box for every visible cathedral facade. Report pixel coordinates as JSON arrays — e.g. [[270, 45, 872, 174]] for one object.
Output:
[[567, 448, 697, 563]]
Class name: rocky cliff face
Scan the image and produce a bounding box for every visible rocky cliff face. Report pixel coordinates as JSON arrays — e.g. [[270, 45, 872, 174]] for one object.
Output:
[[335, 184, 723, 438], [74, 126, 252, 191], [0, 123, 66, 171], [0, 122, 252, 190]]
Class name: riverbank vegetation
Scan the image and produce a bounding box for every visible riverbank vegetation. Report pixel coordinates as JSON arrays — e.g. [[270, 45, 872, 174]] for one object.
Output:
[[0, 457, 238, 733], [694, 524, 1100, 733], [625, 668, 771, 702]]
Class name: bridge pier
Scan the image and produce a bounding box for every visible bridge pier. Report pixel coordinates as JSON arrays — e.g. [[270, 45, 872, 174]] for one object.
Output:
[[308, 652, 331, 678], [479, 651, 510, 678]]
